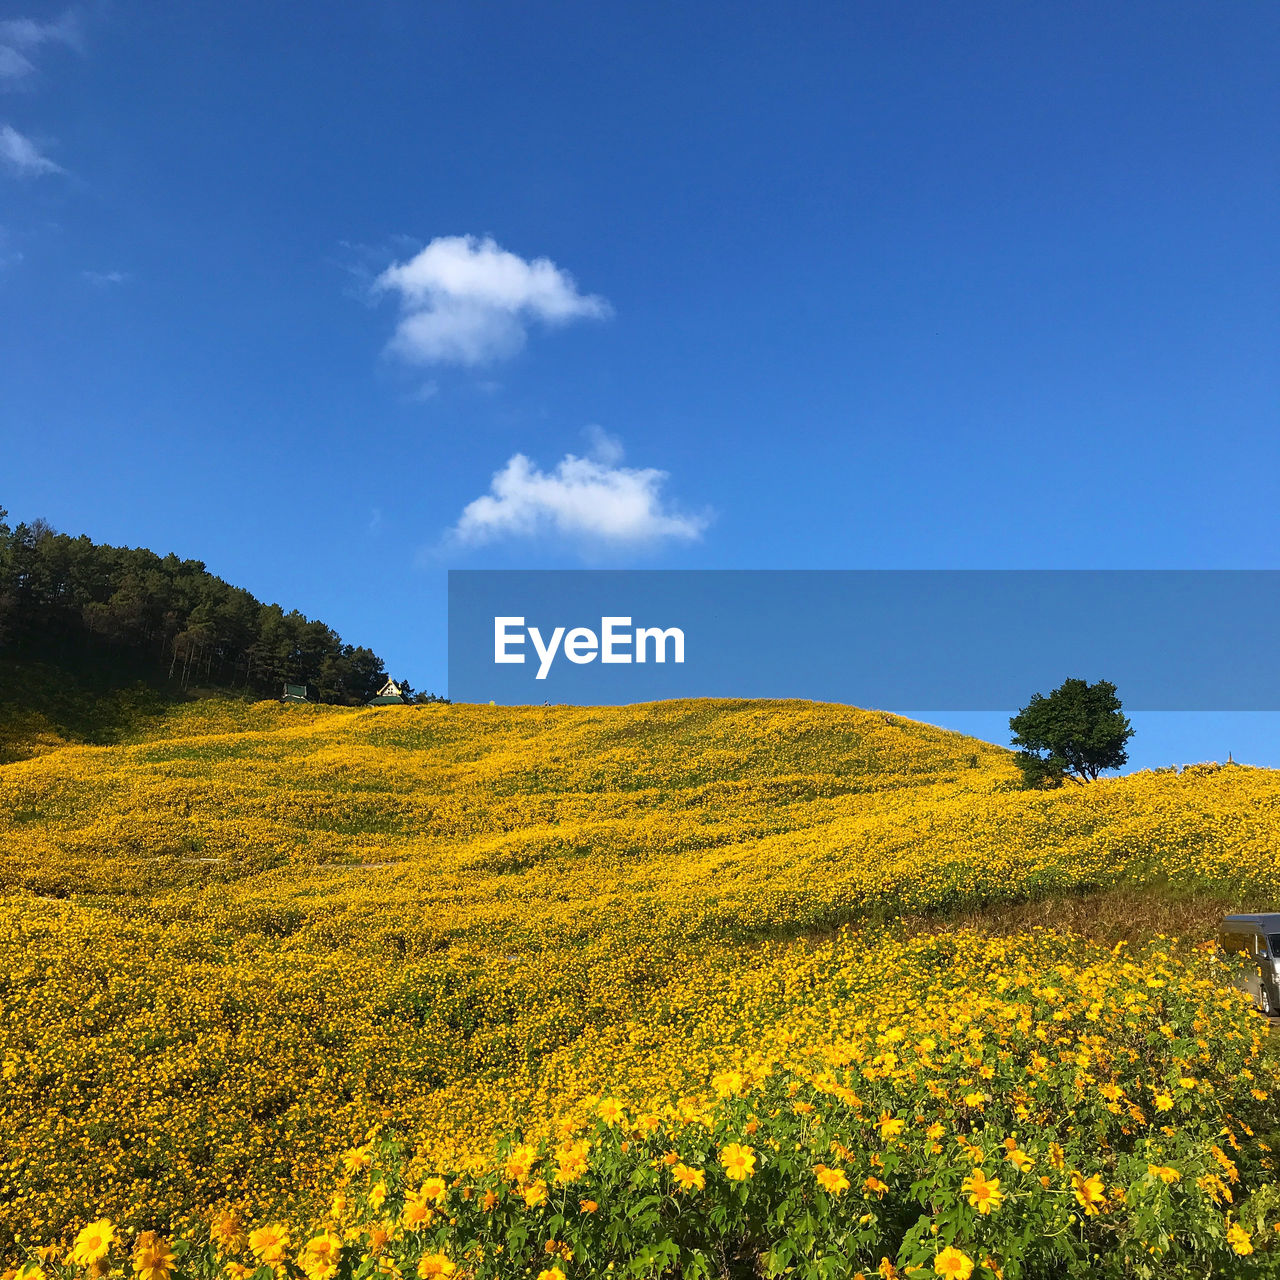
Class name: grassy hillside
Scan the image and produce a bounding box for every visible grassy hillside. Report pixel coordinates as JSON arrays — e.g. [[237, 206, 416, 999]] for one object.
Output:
[[0, 655, 187, 764], [2, 698, 1279, 1275]]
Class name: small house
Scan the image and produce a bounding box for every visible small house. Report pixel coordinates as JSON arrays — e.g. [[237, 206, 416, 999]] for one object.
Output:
[[368, 679, 410, 706], [282, 683, 309, 703]]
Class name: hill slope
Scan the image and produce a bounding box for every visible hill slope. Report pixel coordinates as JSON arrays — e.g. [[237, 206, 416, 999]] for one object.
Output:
[[1, 697, 1278, 1267], [3, 696, 1273, 937], [0, 509, 403, 741]]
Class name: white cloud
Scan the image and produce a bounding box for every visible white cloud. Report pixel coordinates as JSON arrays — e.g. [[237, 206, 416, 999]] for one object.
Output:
[[0, 123, 62, 175], [0, 11, 81, 84], [0, 46, 34, 81], [0, 13, 81, 49], [374, 234, 610, 366], [450, 431, 709, 548], [581, 423, 624, 466], [82, 269, 129, 285]]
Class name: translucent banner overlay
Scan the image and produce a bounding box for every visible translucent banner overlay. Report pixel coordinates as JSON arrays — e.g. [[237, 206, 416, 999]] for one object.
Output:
[[447, 570, 1280, 710]]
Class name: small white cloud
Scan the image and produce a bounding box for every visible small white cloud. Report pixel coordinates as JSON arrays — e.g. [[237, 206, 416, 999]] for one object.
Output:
[[374, 234, 610, 367], [449, 434, 708, 548], [82, 269, 128, 285], [0, 13, 81, 49], [82, 271, 128, 289], [582, 424, 624, 466], [0, 46, 34, 81], [0, 123, 62, 175], [0, 11, 81, 84]]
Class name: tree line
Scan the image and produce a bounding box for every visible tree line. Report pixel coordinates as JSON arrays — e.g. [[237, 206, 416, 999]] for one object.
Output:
[[0, 507, 438, 705]]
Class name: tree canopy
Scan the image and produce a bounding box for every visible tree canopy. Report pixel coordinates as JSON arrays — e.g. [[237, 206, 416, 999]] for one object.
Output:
[[0, 506, 418, 705], [1009, 677, 1134, 787]]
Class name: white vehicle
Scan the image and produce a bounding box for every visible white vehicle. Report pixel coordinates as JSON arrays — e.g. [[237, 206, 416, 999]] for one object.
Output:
[[1219, 913, 1280, 1016]]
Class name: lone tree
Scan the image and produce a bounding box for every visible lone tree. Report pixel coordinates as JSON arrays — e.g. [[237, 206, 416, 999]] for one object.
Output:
[[1009, 677, 1133, 788]]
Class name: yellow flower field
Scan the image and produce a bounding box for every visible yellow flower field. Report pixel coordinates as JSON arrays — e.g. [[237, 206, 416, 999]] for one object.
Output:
[[1, 697, 1278, 1274]]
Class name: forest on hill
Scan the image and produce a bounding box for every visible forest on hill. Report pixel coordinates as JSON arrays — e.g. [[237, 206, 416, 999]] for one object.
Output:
[[0, 506, 395, 705]]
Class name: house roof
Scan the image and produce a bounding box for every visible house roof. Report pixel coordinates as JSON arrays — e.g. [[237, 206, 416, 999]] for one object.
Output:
[[368, 678, 409, 705]]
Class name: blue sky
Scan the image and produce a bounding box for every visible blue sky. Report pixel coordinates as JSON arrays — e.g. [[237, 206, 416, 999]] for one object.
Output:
[[2, 2, 1277, 766]]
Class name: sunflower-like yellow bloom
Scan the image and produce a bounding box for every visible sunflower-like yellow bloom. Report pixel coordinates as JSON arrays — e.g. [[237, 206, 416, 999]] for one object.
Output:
[[719, 1142, 756, 1181], [71, 1221, 115, 1267]]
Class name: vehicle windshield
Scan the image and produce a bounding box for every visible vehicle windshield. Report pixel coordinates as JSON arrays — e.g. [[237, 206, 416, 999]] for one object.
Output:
[[1269, 935, 1280, 956]]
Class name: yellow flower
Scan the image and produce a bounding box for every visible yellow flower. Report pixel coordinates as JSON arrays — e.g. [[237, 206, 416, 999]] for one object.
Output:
[[962, 1168, 1003, 1215], [1070, 1172, 1107, 1215], [713, 1070, 745, 1097], [672, 1163, 706, 1192], [1005, 1148, 1033, 1172], [248, 1226, 291, 1267], [816, 1166, 851, 1195], [523, 1179, 549, 1207], [862, 1175, 888, 1199], [597, 1097, 625, 1124], [1147, 1164, 1181, 1184], [210, 1210, 245, 1250], [300, 1232, 343, 1280], [579, 1199, 598, 1213], [877, 1114, 905, 1140], [132, 1233, 176, 1280], [1198, 1173, 1233, 1205], [720, 1142, 756, 1181], [1227, 1223, 1253, 1256], [417, 1254, 455, 1279], [482, 1189, 499, 1211], [933, 1247, 974, 1279], [536, 1270, 566, 1280], [342, 1144, 373, 1174], [72, 1220, 115, 1267], [1153, 1093, 1173, 1112], [402, 1189, 435, 1230], [555, 1142, 589, 1183], [506, 1144, 538, 1182], [1211, 1145, 1240, 1183], [421, 1176, 448, 1205], [368, 1182, 388, 1212]]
